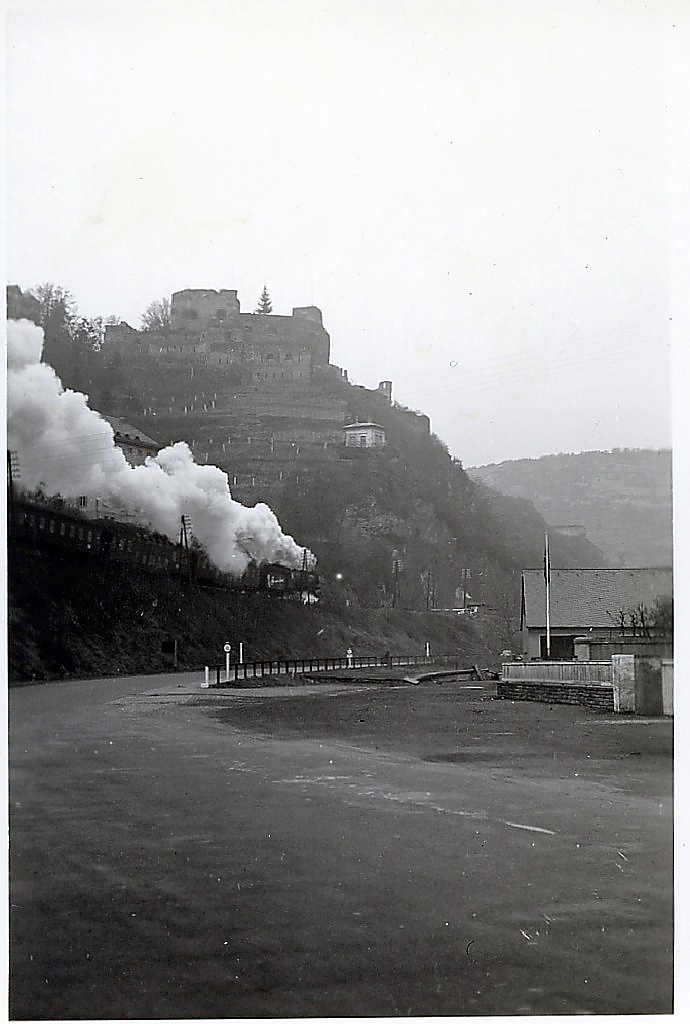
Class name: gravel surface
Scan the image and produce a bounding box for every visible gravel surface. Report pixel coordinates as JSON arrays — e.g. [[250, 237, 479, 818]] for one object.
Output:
[[9, 673, 673, 1018]]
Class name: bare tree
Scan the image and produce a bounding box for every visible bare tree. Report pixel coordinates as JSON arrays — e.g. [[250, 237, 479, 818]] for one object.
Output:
[[29, 282, 78, 328]]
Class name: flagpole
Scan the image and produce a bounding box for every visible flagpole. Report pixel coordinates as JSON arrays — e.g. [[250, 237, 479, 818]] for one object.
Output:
[[544, 532, 551, 659]]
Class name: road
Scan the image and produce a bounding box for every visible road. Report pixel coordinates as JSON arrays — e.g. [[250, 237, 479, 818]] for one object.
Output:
[[9, 672, 673, 1018]]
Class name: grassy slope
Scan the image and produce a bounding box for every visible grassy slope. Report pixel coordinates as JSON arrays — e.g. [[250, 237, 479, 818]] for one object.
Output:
[[8, 547, 494, 684]]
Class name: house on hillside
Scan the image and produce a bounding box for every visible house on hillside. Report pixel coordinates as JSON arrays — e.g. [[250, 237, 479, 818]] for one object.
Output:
[[520, 567, 673, 660], [105, 417, 160, 467], [342, 422, 387, 449]]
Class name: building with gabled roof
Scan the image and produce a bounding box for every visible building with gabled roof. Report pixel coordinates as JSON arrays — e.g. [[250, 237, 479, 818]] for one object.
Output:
[[104, 417, 160, 467], [520, 567, 673, 660]]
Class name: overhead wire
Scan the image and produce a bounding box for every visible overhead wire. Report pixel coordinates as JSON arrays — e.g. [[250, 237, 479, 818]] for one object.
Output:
[[391, 324, 666, 403]]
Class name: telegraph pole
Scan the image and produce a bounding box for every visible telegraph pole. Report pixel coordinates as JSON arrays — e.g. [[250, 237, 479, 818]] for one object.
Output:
[[544, 532, 552, 659], [392, 554, 401, 608], [179, 514, 193, 582], [7, 450, 19, 536]]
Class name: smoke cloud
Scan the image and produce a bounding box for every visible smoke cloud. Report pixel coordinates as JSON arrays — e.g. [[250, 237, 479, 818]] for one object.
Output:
[[7, 319, 311, 574]]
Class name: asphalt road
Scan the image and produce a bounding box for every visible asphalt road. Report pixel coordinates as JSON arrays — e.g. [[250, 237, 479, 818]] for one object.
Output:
[[9, 672, 673, 1019]]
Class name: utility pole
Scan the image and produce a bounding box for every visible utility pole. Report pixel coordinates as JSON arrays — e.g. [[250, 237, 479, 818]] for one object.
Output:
[[544, 532, 551, 659], [392, 553, 401, 608], [179, 514, 193, 582], [7, 450, 19, 536], [459, 568, 471, 610], [425, 569, 436, 611]]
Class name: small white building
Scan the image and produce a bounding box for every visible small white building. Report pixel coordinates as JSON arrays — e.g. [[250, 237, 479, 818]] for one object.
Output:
[[342, 422, 387, 449]]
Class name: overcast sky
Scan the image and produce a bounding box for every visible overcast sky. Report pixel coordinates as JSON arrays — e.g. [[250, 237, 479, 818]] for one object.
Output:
[[5, 0, 684, 467]]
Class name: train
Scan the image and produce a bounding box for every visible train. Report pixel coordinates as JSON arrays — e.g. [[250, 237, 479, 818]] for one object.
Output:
[[9, 491, 320, 601]]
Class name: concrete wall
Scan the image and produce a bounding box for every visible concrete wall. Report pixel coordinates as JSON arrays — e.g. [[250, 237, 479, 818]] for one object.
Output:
[[501, 657, 673, 716], [662, 659, 674, 716], [611, 655, 671, 716]]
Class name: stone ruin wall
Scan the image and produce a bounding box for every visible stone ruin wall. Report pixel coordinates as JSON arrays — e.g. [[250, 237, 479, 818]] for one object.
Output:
[[105, 289, 331, 384]]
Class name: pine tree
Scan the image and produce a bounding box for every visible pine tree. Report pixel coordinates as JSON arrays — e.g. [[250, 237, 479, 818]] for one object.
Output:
[[254, 285, 273, 314]]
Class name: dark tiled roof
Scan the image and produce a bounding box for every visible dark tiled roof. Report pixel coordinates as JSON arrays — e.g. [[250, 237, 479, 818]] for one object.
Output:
[[104, 416, 159, 449], [522, 568, 673, 629]]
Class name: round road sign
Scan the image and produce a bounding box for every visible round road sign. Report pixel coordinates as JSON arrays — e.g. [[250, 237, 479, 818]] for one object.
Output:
[[223, 643, 232, 653]]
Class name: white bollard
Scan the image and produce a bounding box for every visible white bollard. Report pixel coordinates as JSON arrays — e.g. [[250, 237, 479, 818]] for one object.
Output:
[[201, 666, 210, 688]]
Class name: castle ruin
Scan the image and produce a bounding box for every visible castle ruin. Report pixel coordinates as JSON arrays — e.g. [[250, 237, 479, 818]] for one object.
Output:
[[105, 288, 331, 386]]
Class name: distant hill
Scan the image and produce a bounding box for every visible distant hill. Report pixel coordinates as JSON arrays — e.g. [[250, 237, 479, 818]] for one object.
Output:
[[468, 449, 673, 568]]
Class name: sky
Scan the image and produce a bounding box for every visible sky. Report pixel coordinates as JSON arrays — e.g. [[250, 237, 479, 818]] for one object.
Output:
[[4, 0, 686, 467]]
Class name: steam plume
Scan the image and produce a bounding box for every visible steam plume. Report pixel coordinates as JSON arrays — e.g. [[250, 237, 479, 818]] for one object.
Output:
[[7, 319, 311, 574]]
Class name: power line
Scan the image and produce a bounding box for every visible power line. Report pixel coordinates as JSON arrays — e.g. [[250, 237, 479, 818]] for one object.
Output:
[[392, 328, 663, 403]]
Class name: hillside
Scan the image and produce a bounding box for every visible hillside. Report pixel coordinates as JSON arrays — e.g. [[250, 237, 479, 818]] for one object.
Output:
[[8, 286, 611, 674], [92, 363, 606, 625], [8, 545, 496, 683], [468, 449, 673, 568]]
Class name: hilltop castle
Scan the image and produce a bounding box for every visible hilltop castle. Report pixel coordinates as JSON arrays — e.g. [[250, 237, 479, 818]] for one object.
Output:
[[105, 288, 332, 385], [8, 282, 431, 505]]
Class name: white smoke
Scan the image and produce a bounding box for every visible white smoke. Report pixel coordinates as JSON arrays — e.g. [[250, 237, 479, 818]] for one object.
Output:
[[6, 319, 311, 574]]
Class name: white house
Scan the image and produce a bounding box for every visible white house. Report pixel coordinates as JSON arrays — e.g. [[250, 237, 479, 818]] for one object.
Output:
[[342, 422, 387, 449]]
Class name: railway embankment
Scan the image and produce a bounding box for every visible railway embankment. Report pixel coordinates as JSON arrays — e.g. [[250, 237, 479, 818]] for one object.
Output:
[[8, 544, 495, 684]]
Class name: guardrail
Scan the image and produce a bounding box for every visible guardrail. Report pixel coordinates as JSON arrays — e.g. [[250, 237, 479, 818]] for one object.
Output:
[[204, 652, 466, 686]]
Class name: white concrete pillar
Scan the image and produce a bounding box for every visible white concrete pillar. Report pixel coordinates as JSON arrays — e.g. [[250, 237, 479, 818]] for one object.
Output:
[[612, 654, 636, 713]]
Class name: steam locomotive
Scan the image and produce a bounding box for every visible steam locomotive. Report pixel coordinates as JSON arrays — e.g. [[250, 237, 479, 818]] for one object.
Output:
[[9, 492, 319, 600]]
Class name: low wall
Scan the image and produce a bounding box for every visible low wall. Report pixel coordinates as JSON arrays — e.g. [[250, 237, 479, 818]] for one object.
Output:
[[662, 660, 674, 716], [500, 658, 673, 716], [496, 680, 614, 711], [502, 662, 612, 686]]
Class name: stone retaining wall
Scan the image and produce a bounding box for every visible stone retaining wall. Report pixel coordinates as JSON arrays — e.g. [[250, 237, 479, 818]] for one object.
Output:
[[496, 680, 614, 711]]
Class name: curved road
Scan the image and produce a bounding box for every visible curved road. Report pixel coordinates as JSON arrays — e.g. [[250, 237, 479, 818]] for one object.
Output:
[[9, 672, 673, 1018]]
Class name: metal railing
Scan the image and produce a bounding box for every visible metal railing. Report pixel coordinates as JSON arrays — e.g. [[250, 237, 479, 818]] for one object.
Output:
[[204, 652, 466, 686]]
